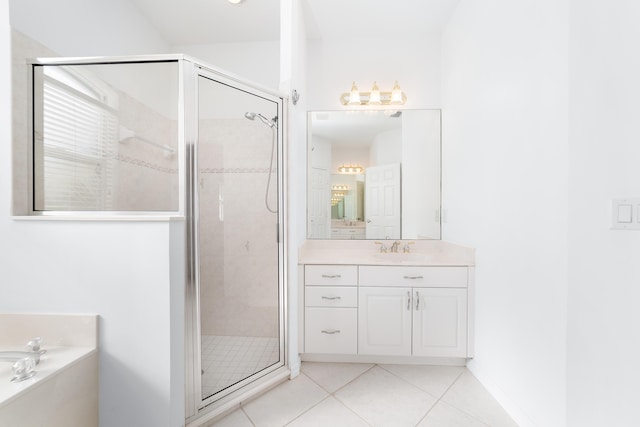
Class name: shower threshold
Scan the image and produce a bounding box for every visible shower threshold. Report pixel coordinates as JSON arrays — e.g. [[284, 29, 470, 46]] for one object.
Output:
[[201, 335, 279, 399]]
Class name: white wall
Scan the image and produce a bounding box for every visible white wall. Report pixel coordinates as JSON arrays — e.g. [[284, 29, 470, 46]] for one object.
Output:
[[567, 2, 640, 426], [306, 34, 441, 110], [370, 128, 401, 167], [402, 110, 441, 240], [309, 135, 331, 169], [441, 1, 569, 426], [175, 41, 280, 90], [9, 0, 169, 55], [280, 0, 308, 378], [3, 2, 185, 426]]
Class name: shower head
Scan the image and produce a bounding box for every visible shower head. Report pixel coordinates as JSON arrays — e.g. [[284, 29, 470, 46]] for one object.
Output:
[[244, 112, 277, 128]]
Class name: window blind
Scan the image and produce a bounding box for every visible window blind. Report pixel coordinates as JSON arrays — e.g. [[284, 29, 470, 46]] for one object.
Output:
[[39, 77, 118, 211]]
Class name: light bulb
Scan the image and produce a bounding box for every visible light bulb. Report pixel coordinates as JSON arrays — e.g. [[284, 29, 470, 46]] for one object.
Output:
[[348, 82, 361, 105], [369, 81, 381, 105], [391, 80, 404, 104]]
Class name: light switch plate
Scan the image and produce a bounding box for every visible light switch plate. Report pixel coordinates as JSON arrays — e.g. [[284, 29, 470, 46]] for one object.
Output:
[[611, 198, 640, 230]]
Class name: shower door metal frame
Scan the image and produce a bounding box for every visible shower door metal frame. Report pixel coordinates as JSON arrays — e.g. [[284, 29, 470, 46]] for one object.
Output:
[[184, 60, 288, 421]]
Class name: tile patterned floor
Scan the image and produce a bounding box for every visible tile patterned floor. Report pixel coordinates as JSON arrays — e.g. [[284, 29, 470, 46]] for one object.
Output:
[[201, 335, 280, 399], [207, 362, 518, 427]]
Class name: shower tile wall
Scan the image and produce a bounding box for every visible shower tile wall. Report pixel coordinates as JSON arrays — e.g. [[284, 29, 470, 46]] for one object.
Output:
[[198, 119, 279, 339], [11, 30, 57, 213], [116, 91, 178, 211]]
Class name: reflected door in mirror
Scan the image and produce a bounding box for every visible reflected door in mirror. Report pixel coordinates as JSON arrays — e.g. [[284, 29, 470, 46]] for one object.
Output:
[[365, 163, 401, 239]]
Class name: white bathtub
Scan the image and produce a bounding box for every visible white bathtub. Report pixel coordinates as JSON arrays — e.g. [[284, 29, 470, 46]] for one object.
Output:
[[0, 314, 98, 427]]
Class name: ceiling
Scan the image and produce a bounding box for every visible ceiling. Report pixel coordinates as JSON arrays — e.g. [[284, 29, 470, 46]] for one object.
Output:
[[304, 0, 460, 40], [129, 0, 460, 46], [129, 0, 281, 45]]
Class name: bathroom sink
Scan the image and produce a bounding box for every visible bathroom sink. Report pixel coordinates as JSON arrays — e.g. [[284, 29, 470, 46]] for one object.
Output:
[[372, 253, 432, 264]]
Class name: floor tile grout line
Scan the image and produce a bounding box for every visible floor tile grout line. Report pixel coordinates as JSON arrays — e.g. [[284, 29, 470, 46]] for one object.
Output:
[[438, 370, 494, 426], [413, 369, 466, 426], [300, 363, 376, 426], [281, 395, 333, 427], [240, 405, 257, 427], [330, 393, 375, 427], [326, 363, 377, 395], [376, 364, 443, 401]]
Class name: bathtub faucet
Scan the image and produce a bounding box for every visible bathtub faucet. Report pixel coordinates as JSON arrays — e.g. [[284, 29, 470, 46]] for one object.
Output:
[[0, 337, 46, 365]]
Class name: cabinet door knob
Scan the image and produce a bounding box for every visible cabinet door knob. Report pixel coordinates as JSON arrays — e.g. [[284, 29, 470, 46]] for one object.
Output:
[[321, 329, 341, 335]]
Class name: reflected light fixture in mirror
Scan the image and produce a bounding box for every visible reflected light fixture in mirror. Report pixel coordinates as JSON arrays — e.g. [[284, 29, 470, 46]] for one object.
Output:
[[338, 164, 363, 173], [340, 81, 406, 105]]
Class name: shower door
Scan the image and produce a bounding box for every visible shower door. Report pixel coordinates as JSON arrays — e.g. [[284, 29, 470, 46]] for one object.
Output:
[[190, 69, 285, 411]]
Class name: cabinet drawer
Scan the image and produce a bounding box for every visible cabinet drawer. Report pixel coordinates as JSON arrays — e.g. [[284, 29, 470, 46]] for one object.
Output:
[[305, 308, 357, 354], [305, 265, 357, 286], [305, 286, 357, 307], [359, 266, 467, 288]]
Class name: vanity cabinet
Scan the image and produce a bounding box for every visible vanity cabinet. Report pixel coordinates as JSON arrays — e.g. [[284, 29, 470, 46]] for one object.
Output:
[[331, 228, 365, 239], [358, 287, 467, 358], [302, 263, 473, 360], [358, 266, 468, 358], [304, 265, 358, 354]]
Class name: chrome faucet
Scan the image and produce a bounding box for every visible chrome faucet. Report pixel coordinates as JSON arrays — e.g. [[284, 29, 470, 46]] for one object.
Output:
[[0, 338, 46, 365], [374, 241, 388, 253], [390, 241, 401, 253], [0, 351, 43, 365], [403, 241, 416, 253]]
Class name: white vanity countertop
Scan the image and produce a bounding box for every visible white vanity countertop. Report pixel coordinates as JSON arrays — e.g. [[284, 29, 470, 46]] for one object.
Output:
[[298, 240, 475, 266]]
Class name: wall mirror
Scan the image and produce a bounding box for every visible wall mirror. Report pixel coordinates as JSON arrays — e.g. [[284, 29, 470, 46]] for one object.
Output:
[[307, 109, 441, 240]]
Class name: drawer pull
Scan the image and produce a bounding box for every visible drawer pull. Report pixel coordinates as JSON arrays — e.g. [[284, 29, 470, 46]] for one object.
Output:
[[404, 275, 424, 280], [321, 274, 342, 279], [321, 296, 342, 301], [321, 329, 341, 335]]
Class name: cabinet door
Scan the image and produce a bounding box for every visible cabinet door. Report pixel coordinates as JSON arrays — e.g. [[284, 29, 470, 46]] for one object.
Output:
[[413, 288, 467, 357], [358, 287, 412, 356]]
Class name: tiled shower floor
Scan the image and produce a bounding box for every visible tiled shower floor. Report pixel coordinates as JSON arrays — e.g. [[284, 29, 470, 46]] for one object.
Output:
[[201, 335, 280, 399]]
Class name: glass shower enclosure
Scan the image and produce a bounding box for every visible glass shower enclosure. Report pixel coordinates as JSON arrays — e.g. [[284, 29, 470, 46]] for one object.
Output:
[[29, 55, 287, 421], [188, 65, 287, 415]]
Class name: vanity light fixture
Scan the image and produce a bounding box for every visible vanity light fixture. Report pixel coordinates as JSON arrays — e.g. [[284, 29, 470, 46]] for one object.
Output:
[[340, 81, 406, 106], [228, 0, 245, 4], [338, 164, 363, 174]]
